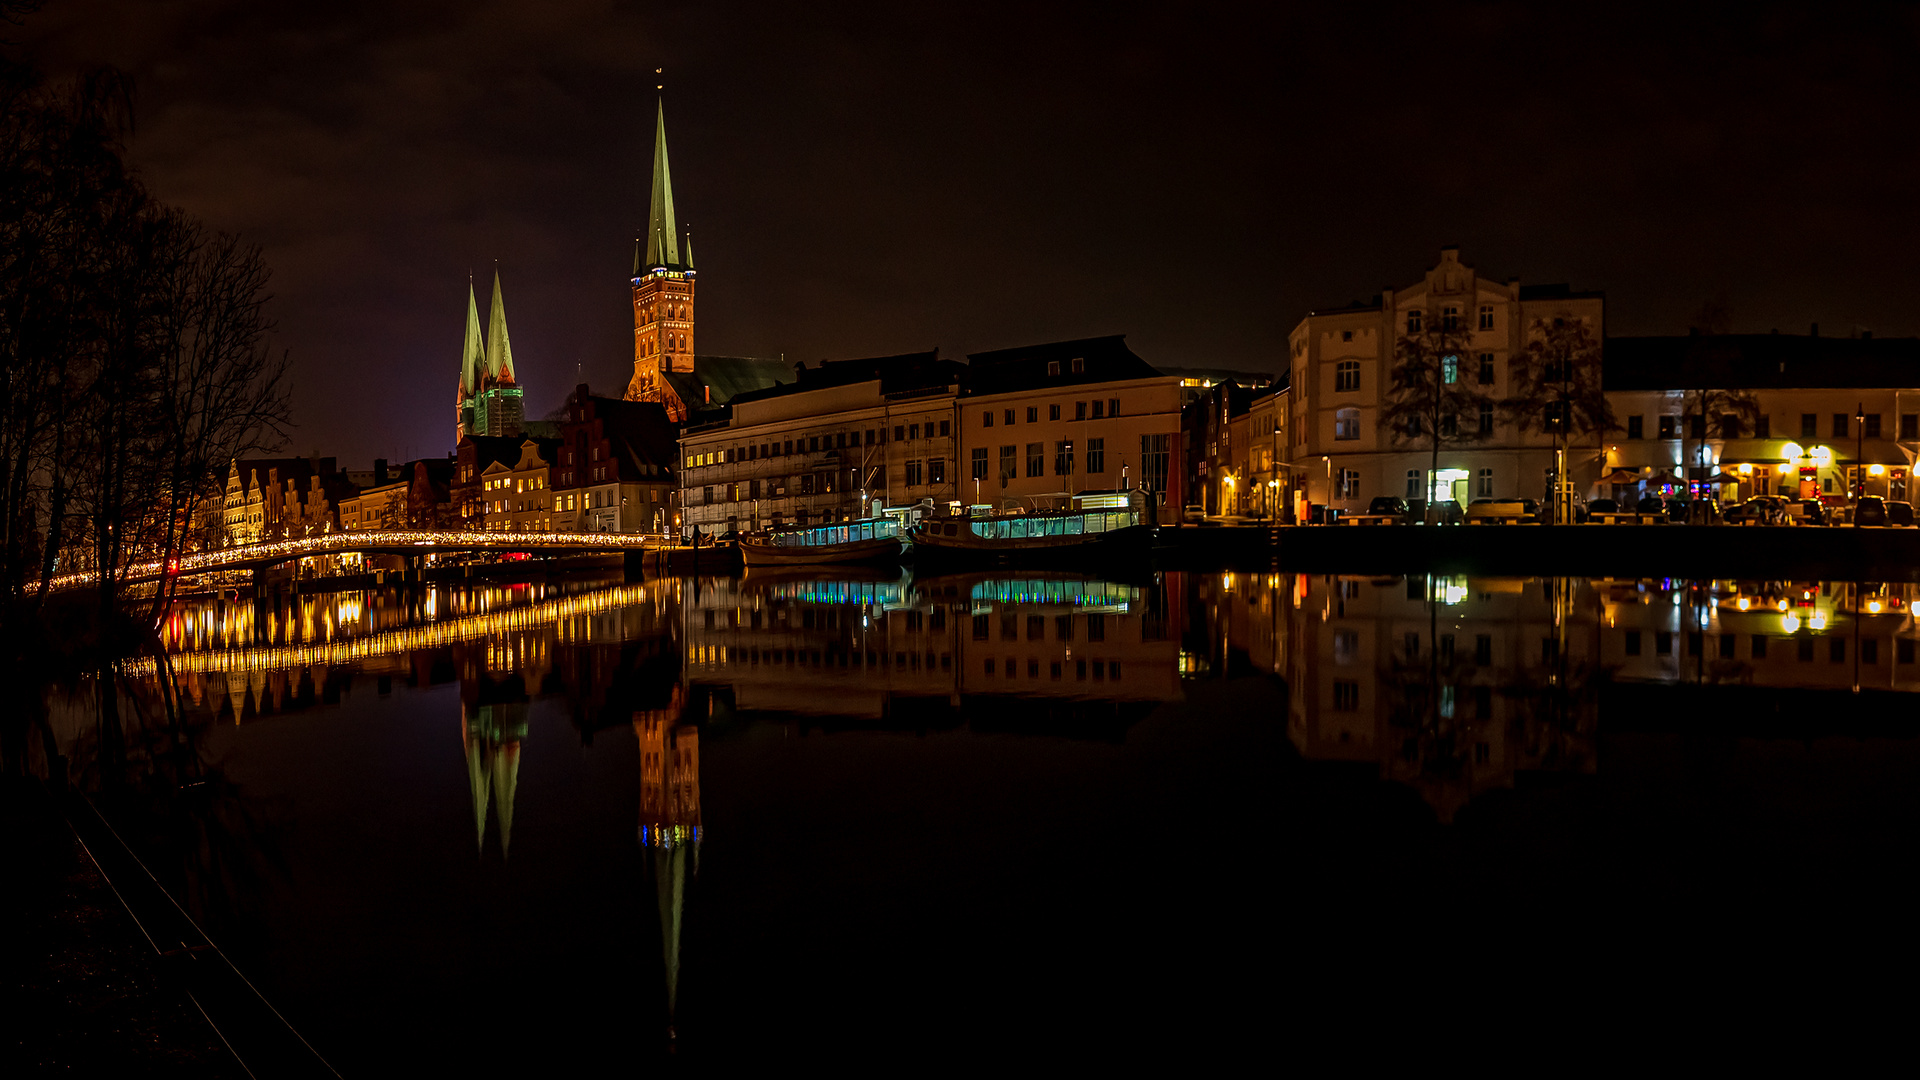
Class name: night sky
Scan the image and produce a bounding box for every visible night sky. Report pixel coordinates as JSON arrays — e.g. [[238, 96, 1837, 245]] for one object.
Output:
[[16, 2, 1920, 464]]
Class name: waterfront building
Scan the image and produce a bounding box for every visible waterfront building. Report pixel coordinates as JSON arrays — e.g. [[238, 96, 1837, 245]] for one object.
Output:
[[479, 437, 560, 532], [550, 384, 678, 534], [622, 100, 787, 423], [407, 458, 457, 529], [455, 435, 530, 529], [1602, 331, 1920, 507], [678, 351, 964, 537], [453, 272, 526, 444], [957, 336, 1185, 522], [1286, 247, 1605, 515], [1245, 388, 1291, 520], [215, 457, 339, 546], [1188, 380, 1260, 517]]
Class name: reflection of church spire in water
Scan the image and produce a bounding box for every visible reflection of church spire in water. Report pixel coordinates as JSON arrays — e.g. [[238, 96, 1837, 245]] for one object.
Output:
[[635, 686, 696, 1040], [462, 700, 527, 858]]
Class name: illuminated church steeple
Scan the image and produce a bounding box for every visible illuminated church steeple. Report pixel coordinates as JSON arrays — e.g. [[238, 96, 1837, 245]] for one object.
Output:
[[454, 269, 525, 444], [624, 98, 699, 421]]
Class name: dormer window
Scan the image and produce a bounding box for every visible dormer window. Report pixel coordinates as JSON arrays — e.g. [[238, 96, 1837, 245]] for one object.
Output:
[[1071, 357, 1084, 373], [1047, 361, 1061, 376]]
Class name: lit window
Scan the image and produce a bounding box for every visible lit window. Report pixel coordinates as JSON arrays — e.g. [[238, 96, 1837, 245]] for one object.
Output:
[[1442, 355, 1459, 384]]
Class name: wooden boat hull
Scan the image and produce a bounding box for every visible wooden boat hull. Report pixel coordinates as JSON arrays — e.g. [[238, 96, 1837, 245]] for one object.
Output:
[[909, 522, 1154, 566], [739, 535, 905, 567]]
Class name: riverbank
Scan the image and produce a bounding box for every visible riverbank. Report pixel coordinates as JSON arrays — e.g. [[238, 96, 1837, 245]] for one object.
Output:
[[1154, 523, 1920, 579], [0, 777, 242, 1076]]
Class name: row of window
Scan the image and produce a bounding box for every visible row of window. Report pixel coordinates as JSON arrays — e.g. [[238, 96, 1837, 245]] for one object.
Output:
[[971, 611, 1112, 642], [983, 657, 1123, 681], [642, 333, 687, 357], [982, 398, 1123, 427], [687, 420, 953, 468], [1625, 412, 1916, 441], [484, 475, 547, 493], [1335, 354, 1505, 394], [1404, 305, 1501, 335]]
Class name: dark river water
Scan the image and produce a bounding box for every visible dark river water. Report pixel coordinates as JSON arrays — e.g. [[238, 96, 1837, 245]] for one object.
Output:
[[53, 570, 1920, 1066]]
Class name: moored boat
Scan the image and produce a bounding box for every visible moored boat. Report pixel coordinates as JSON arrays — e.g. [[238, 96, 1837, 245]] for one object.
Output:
[[739, 518, 907, 567], [907, 491, 1153, 566]]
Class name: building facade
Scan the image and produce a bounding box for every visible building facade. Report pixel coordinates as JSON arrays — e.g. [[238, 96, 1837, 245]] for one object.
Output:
[[1286, 247, 1605, 515], [478, 438, 559, 532], [957, 337, 1184, 522], [678, 351, 964, 538], [1602, 332, 1920, 507], [550, 385, 678, 534]]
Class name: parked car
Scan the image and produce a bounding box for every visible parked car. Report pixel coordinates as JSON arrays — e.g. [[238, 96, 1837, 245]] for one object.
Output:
[[1408, 498, 1464, 524], [1587, 498, 1619, 514], [1726, 495, 1785, 525], [1366, 496, 1412, 522], [1636, 495, 1667, 515], [1855, 496, 1889, 526], [1889, 501, 1916, 527], [1786, 499, 1827, 526]]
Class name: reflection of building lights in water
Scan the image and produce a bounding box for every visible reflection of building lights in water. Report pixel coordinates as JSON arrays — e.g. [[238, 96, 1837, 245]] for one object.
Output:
[[1783, 613, 1801, 633]]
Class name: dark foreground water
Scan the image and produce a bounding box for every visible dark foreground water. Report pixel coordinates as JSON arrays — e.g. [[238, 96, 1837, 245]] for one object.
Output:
[[49, 571, 1920, 1066]]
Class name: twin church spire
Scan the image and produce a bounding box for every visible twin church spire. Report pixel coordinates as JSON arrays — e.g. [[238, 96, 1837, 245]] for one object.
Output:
[[455, 270, 523, 442]]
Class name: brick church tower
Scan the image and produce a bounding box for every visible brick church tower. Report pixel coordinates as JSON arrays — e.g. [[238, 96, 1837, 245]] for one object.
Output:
[[625, 100, 698, 421]]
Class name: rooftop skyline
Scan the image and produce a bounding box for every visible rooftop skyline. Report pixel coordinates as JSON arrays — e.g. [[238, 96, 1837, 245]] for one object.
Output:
[[17, 2, 1920, 464]]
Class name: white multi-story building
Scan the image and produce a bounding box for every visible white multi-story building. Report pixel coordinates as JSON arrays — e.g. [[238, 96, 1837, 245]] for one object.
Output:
[[1285, 247, 1604, 514]]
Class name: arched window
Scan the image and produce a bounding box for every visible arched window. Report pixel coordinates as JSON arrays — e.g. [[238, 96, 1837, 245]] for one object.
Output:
[[1335, 408, 1360, 441], [1335, 361, 1360, 392]]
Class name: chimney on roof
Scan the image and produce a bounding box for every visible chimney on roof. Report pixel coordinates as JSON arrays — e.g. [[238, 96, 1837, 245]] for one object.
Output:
[[1811, 322, 1820, 337], [1864, 330, 1874, 340], [375, 458, 388, 484]]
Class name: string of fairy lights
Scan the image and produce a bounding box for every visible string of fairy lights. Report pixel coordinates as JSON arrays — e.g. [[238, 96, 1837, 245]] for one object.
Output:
[[50, 529, 667, 592]]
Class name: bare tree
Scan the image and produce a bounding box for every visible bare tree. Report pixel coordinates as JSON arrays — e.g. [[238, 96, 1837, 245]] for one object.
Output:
[[1500, 316, 1615, 522], [1380, 315, 1491, 520]]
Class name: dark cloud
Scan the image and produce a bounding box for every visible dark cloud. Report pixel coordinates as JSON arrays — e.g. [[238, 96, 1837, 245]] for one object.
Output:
[[16, 1, 1920, 462]]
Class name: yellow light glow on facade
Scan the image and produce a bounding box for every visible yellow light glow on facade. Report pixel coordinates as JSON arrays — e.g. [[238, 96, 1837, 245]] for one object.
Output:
[[1870, 464, 1887, 477], [1783, 613, 1801, 633], [1781, 442, 1804, 462]]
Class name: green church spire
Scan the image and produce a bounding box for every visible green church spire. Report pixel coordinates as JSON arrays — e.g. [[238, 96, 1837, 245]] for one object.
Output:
[[643, 99, 682, 271], [460, 279, 485, 397], [485, 269, 515, 384]]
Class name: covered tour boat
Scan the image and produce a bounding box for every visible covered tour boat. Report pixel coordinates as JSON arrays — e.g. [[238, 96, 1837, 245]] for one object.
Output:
[[907, 490, 1153, 566], [739, 518, 908, 568]]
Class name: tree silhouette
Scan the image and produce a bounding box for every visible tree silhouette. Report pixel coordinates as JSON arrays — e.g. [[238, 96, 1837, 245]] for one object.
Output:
[[1500, 316, 1615, 521], [1379, 316, 1491, 519]]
